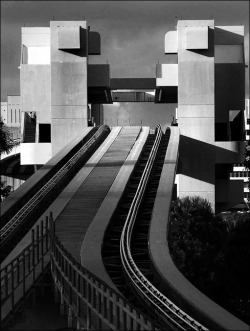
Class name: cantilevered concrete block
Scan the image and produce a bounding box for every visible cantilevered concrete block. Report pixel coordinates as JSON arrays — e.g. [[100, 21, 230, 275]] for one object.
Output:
[[185, 26, 208, 49], [165, 31, 178, 53], [58, 27, 80, 49]]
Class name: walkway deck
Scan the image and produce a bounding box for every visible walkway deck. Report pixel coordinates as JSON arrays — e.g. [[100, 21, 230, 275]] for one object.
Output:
[[55, 126, 142, 262], [81, 126, 149, 289]]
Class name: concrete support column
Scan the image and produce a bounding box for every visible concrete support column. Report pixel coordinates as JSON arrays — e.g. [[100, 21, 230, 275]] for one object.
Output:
[[54, 285, 60, 304], [68, 307, 73, 328], [60, 290, 66, 315], [87, 307, 91, 330]]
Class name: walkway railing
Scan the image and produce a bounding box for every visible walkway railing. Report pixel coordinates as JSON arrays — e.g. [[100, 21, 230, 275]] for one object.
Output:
[[1, 216, 52, 323], [50, 223, 158, 330]]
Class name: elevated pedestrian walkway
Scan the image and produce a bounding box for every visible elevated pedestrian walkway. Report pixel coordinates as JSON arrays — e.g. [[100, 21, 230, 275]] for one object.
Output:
[[55, 126, 142, 262]]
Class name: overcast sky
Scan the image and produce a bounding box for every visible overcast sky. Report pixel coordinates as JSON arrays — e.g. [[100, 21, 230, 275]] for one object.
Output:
[[1, 1, 249, 128]]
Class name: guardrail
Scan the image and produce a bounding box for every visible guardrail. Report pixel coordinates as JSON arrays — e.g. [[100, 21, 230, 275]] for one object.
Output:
[[0, 125, 109, 246], [1, 216, 52, 324], [120, 125, 208, 331], [50, 220, 158, 330]]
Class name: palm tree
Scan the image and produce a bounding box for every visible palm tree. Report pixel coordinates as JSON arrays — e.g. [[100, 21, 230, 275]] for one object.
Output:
[[0, 121, 14, 154], [0, 121, 14, 200]]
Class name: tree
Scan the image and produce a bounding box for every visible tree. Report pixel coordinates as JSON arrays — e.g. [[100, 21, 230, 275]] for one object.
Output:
[[0, 121, 14, 200], [0, 181, 12, 201], [0, 121, 14, 154], [169, 196, 250, 324]]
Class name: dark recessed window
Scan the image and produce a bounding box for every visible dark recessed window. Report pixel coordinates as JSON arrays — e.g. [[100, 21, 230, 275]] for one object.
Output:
[[39, 124, 51, 143]]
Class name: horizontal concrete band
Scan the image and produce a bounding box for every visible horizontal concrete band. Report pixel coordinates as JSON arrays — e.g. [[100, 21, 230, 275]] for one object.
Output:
[[81, 126, 150, 291], [148, 127, 248, 331]]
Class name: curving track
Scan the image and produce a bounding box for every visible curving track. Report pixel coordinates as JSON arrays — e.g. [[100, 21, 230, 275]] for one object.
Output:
[[102, 125, 208, 330]]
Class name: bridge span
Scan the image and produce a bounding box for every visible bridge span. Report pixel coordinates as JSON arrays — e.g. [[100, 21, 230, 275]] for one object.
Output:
[[1, 125, 248, 330]]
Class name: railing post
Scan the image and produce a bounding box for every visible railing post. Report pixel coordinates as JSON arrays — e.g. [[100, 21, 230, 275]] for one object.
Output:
[[40, 219, 45, 297], [98, 283, 102, 330], [4, 267, 8, 300], [54, 283, 60, 304], [36, 224, 39, 263], [49, 211, 55, 234], [87, 305, 91, 331], [109, 289, 113, 325], [45, 216, 49, 250], [122, 298, 127, 330], [116, 294, 120, 330], [135, 310, 140, 331], [129, 305, 134, 331], [60, 287, 65, 315], [68, 306, 73, 328], [31, 229, 36, 305], [11, 262, 14, 313], [22, 251, 26, 297], [103, 285, 107, 320]]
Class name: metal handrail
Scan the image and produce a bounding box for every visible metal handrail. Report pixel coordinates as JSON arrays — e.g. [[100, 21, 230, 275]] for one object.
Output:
[[50, 229, 158, 330], [1, 218, 51, 323], [0, 125, 109, 243], [120, 125, 208, 331]]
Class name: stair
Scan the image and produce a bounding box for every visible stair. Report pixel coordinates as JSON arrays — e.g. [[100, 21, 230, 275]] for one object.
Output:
[[24, 121, 36, 143]]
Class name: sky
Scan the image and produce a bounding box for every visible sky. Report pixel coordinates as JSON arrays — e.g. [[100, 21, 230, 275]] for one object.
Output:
[[1, 0, 249, 129]]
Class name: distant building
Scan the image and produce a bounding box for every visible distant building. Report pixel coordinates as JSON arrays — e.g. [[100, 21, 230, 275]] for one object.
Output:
[[1, 102, 7, 123], [7, 95, 21, 127], [1, 96, 21, 127], [1, 97, 21, 144], [230, 99, 250, 204]]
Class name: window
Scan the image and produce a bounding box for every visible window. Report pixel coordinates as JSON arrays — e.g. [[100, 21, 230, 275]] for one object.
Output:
[[39, 124, 51, 143]]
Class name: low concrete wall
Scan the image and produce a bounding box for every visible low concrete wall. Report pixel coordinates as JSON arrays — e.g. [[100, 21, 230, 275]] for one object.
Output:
[[148, 127, 249, 330]]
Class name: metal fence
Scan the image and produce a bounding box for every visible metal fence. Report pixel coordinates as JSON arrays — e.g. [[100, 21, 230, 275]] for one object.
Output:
[[1, 216, 52, 324], [50, 216, 158, 330]]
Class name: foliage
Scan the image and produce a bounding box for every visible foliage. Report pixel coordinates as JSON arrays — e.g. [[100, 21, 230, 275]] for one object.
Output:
[[0, 121, 14, 200], [0, 181, 12, 201], [169, 196, 250, 324], [0, 121, 14, 154]]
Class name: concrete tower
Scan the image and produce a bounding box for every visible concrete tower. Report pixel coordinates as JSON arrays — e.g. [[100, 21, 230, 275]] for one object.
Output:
[[160, 20, 245, 212], [19, 21, 110, 165]]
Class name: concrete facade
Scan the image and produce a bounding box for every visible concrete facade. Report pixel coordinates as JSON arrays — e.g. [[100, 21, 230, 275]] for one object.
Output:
[[163, 20, 245, 212], [19, 22, 107, 164], [50, 21, 88, 155], [18, 19, 245, 211]]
